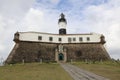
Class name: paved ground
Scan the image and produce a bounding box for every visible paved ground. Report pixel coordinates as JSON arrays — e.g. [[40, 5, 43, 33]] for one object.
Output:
[[60, 63, 110, 80]]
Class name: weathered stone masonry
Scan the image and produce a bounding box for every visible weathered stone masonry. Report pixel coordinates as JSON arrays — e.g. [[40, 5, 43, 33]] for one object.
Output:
[[5, 41, 110, 64]]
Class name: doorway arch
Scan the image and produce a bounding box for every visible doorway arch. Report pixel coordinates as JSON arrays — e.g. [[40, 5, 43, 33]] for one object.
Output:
[[59, 53, 64, 61]]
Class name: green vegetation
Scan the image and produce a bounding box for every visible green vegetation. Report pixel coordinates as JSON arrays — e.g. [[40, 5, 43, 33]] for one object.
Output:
[[0, 63, 73, 80], [1, 61, 120, 80], [72, 61, 120, 80]]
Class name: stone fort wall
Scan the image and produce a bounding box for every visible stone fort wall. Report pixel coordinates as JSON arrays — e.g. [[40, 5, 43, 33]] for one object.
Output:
[[5, 41, 110, 64]]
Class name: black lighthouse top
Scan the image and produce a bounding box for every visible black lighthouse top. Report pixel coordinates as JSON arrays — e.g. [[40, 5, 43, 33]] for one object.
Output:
[[58, 13, 67, 24]]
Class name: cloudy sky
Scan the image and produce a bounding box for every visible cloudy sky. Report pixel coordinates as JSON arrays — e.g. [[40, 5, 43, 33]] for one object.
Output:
[[0, 0, 120, 61]]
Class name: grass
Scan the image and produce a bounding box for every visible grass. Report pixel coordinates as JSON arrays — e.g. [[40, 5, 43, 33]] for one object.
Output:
[[1, 61, 120, 80], [72, 61, 120, 80], [0, 63, 73, 80]]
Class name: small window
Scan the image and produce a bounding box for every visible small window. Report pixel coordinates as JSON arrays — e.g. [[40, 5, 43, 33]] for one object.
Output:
[[87, 37, 90, 41], [73, 38, 76, 41], [49, 37, 53, 41], [58, 38, 62, 41], [38, 36, 42, 40], [79, 37, 83, 41], [68, 37, 72, 43]]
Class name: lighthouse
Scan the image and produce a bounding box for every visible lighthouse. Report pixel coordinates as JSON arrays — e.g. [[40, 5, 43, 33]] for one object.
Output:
[[5, 13, 110, 64], [58, 13, 67, 35]]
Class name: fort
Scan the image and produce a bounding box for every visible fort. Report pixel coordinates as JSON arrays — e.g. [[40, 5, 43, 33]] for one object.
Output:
[[5, 13, 110, 64]]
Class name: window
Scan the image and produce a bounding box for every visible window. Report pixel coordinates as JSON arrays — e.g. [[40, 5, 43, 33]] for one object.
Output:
[[79, 37, 83, 41], [49, 37, 53, 41], [68, 37, 72, 43], [38, 36, 42, 40], [58, 38, 62, 41], [73, 38, 76, 41], [87, 37, 90, 41]]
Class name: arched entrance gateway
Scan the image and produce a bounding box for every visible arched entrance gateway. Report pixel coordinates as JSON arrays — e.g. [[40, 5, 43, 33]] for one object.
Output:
[[55, 45, 67, 62], [59, 53, 64, 61]]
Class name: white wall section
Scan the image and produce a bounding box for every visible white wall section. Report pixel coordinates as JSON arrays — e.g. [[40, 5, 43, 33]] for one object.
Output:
[[19, 32, 102, 43]]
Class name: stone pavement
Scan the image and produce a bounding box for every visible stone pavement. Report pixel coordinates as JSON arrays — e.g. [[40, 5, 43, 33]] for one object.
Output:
[[60, 63, 110, 80]]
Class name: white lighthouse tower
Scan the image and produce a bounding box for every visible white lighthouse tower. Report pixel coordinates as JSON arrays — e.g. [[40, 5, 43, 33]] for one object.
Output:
[[58, 13, 67, 34]]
